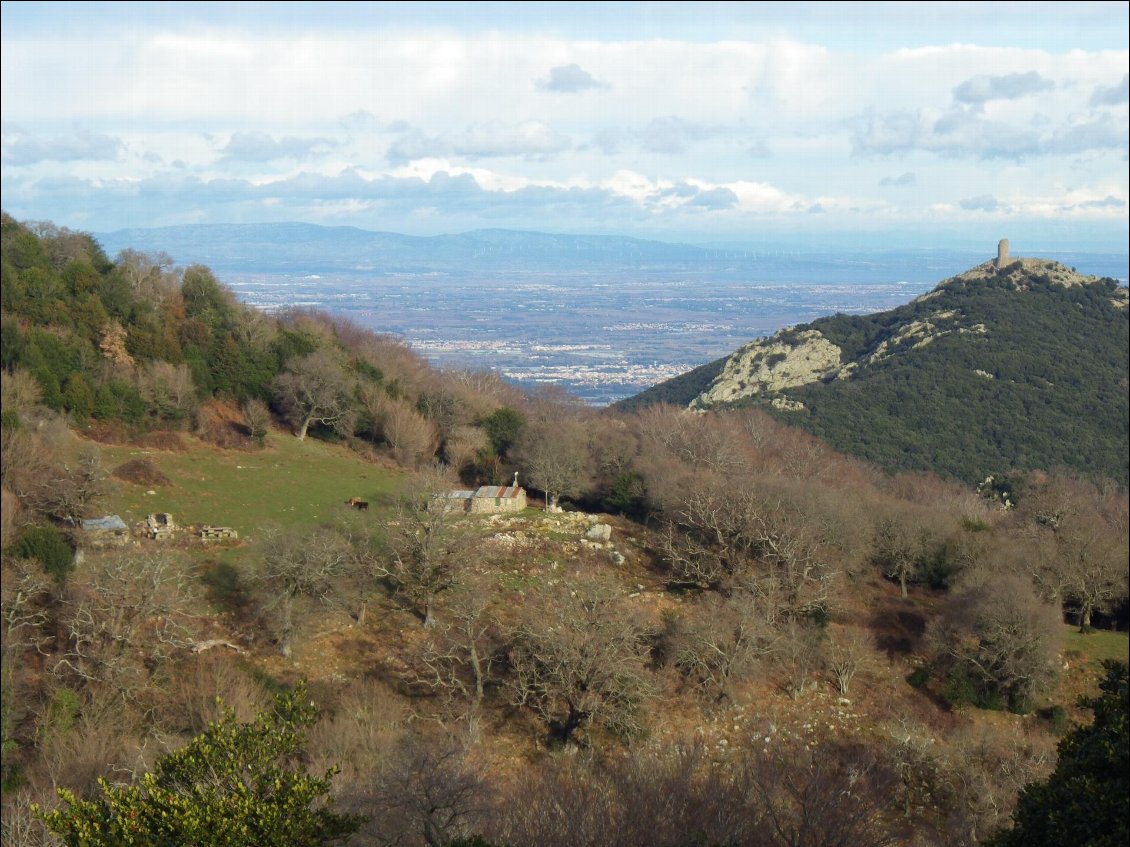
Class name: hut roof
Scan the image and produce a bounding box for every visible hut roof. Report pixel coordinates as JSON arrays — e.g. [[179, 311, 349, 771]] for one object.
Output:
[[81, 515, 128, 532]]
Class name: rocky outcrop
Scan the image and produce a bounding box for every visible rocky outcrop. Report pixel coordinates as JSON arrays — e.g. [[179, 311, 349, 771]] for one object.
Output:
[[923, 257, 1109, 296], [691, 329, 841, 408]]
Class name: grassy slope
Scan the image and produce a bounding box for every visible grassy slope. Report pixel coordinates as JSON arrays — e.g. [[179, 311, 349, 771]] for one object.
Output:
[[1064, 627, 1130, 666], [96, 430, 403, 537]]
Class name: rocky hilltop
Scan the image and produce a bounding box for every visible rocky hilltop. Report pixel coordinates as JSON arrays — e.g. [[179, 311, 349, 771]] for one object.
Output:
[[632, 247, 1129, 485], [693, 256, 1126, 411]]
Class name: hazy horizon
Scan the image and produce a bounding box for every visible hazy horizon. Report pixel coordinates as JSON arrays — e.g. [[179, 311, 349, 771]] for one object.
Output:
[[3, 2, 1127, 251]]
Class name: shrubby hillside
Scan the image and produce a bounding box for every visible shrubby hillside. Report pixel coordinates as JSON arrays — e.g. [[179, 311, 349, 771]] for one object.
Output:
[[627, 256, 1130, 487], [2, 215, 1127, 847], [0, 213, 532, 475]]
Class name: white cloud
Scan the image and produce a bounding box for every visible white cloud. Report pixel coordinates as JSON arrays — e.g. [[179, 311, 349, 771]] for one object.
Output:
[[385, 122, 572, 163], [2, 125, 124, 165], [851, 104, 1126, 160], [219, 131, 337, 162], [0, 13, 1125, 246], [1090, 74, 1129, 105], [880, 172, 916, 186], [953, 71, 1055, 105], [536, 63, 609, 93]]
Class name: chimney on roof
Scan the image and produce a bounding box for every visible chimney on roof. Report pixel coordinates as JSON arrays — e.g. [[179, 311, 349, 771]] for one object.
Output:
[[513, 471, 520, 488]]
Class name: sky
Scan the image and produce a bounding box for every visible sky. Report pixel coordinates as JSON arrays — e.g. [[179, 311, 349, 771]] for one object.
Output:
[[2, 1, 1128, 250]]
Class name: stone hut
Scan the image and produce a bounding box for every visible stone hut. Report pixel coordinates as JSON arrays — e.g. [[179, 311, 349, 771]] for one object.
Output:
[[467, 483, 527, 514], [433, 483, 527, 515], [80, 515, 130, 546]]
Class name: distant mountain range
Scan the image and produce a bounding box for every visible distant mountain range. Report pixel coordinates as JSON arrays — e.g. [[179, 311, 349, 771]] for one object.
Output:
[[95, 223, 754, 274], [622, 256, 1130, 486], [95, 221, 1129, 288]]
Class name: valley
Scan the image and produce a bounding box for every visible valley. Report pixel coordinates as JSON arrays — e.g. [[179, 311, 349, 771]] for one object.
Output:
[[92, 225, 1128, 405]]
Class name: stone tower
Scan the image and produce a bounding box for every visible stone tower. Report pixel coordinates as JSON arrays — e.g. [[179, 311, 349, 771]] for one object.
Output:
[[996, 239, 1010, 268]]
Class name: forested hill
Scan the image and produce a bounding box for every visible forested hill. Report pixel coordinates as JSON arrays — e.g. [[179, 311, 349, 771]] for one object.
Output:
[[625, 256, 1130, 487]]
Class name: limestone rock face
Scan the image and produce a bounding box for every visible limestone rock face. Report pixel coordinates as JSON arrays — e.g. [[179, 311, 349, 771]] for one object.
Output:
[[691, 329, 841, 408]]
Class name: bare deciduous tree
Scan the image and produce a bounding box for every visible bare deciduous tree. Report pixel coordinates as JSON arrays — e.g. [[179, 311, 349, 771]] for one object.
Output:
[[380, 467, 477, 629], [1024, 473, 1129, 631], [660, 475, 834, 619], [361, 389, 440, 468], [255, 527, 353, 655], [0, 368, 44, 419], [364, 734, 491, 847], [272, 349, 354, 440], [507, 577, 653, 744], [773, 618, 826, 699], [929, 572, 1062, 710], [512, 414, 593, 511], [441, 425, 488, 478], [1, 557, 53, 657], [232, 307, 277, 350], [746, 742, 902, 847], [240, 397, 273, 446], [52, 552, 197, 695], [413, 581, 499, 736], [825, 625, 877, 697], [6, 423, 107, 525], [634, 404, 748, 476], [136, 361, 198, 421], [663, 592, 775, 702], [872, 512, 931, 598], [941, 726, 1055, 846], [115, 248, 180, 307]]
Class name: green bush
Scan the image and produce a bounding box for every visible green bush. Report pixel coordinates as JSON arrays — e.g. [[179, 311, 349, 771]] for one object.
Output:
[[987, 661, 1129, 847], [906, 666, 930, 688], [1038, 704, 1069, 735], [38, 682, 363, 847], [482, 406, 525, 456], [9, 524, 74, 585], [943, 665, 978, 706]]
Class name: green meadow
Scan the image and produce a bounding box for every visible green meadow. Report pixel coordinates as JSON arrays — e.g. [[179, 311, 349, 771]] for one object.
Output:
[[1064, 626, 1130, 666], [95, 432, 403, 538]]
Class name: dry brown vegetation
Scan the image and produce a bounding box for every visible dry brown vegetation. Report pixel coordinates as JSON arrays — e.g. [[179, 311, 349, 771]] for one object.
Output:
[[111, 458, 172, 487], [4, 390, 1125, 846]]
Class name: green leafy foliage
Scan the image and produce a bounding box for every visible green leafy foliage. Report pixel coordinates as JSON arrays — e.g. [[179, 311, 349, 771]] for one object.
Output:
[[481, 406, 525, 456], [38, 682, 364, 847], [633, 265, 1128, 486], [986, 661, 1129, 847], [773, 274, 1129, 486], [0, 214, 288, 425], [7, 524, 74, 585]]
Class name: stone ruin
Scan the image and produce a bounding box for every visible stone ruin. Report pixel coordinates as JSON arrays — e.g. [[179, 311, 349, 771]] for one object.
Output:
[[199, 525, 239, 542], [996, 238, 1011, 268], [145, 512, 175, 540]]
